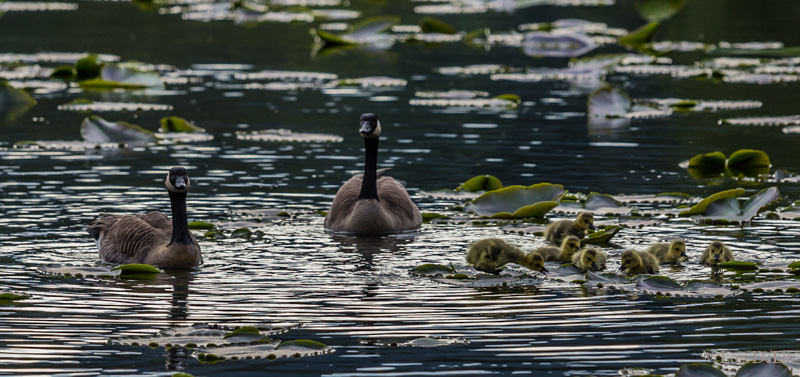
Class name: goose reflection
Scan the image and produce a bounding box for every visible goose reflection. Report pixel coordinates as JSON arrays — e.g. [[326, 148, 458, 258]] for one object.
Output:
[[330, 233, 416, 269]]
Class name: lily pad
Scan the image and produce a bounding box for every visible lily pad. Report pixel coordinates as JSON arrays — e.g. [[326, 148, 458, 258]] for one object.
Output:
[[188, 221, 215, 230], [75, 55, 102, 81], [0, 81, 37, 120], [636, 276, 733, 297], [687, 151, 727, 178], [409, 94, 520, 109], [314, 16, 398, 46], [720, 115, 800, 127], [160, 116, 205, 133], [231, 228, 253, 239], [735, 362, 792, 377], [581, 225, 621, 244], [726, 149, 770, 178], [719, 261, 758, 271], [223, 326, 264, 340], [675, 363, 726, 377], [0, 292, 29, 303], [111, 263, 161, 274], [419, 17, 455, 34], [465, 183, 565, 219], [521, 31, 596, 58], [80, 116, 157, 146], [678, 188, 745, 217], [421, 213, 450, 222], [458, 175, 502, 192], [619, 21, 660, 50], [236, 129, 342, 143], [634, 0, 687, 22], [410, 264, 456, 276], [195, 338, 332, 362], [58, 100, 173, 112], [699, 187, 781, 222], [80, 63, 163, 89], [587, 86, 670, 122], [276, 340, 327, 350]]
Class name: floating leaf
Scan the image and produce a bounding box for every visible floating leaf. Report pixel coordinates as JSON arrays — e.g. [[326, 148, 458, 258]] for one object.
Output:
[[195, 338, 332, 362], [465, 183, 565, 219], [788, 261, 800, 269], [0, 292, 28, 302], [0, 82, 36, 120], [160, 116, 205, 133], [587, 87, 670, 122], [419, 17, 456, 34], [735, 362, 792, 377], [675, 363, 726, 377], [188, 221, 214, 230], [458, 175, 503, 192], [315, 16, 398, 46], [726, 149, 770, 178], [223, 326, 263, 339], [231, 228, 253, 239], [720, 115, 800, 127], [111, 263, 162, 274], [687, 151, 726, 178], [634, 0, 687, 22], [80, 116, 157, 146], [276, 340, 327, 350], [410, 264, 456, 276], [50, 65, 76, 80], [582, 225, 621, 244], [58, 100, 172, 112], [521, 31, 596, 58], [700, 187, 780, 222], [75, 55, 102, 81], [421, 213, 450, 222], [719, 261, 758, 271], [678, 188, 745, 217], [619, 21, 660, 50], [80, 63, 163, 89], [236, 129, 342, 143]]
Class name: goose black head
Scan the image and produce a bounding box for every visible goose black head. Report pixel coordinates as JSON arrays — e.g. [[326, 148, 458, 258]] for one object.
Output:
[[165, 166, 190, 193], [359, 113, 381, 139]]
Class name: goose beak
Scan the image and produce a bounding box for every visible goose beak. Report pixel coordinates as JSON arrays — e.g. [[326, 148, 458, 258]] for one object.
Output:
[[591, 262, 599, 270], [618, 264, 625, 271], [540, 267, 548, 273], [588, 224, 596, 230], [360, 121, 372, 135], [174, 176, 187, 190]]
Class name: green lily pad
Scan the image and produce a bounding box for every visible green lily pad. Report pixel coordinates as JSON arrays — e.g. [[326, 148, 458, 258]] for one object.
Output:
[[465, 183, 565, 219], [0, 81, 37, 120], [719, 261, 758, 271], [720, 115, 800, 127], [160, 116, 205, 133], [410, 264, 456, 276], [788, 261, 800, 269], [581, 225, 621, 244], [619, 21, 661, 50], [0, 292, 28, 301], [50, 65, 77, 80], [80, 116, 157, 146], [687, 151, 727, 178], [80, 63, 163, 89], [522, 31, 596, 58], [727, 149, 770, 178], [678, 188, 745, 217], [458, 175, 503, 192], [314, 16, 398, 46], [111, 264, 162, 274], [675, 363, 726, 377], [735, 362, 792, 377], [173, 373, 195, 377], [420, 17, 455, 34], [223, 326, 262, 339], [275, 340, 327, 350], [231, 228, 253, 239], [634, 0, 687, 22], [699, 187, 781, 222], [236, 129, 343, 143], [636, 275, 683, 292], [188, 221, 215, 230], [421, 213, 450, 222], [75, 55, 102, 81], [195, 338, 332, 362]]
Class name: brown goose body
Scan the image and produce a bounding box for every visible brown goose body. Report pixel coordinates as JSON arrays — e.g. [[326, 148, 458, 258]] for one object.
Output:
[[324, 113, 422, 235], [324, 170, 422, 234], [87, 167, 202, 268]]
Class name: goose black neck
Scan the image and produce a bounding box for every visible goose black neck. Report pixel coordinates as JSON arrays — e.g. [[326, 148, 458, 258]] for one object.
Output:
[[358, 136, 379, 200], [168, 190, 193, 245]]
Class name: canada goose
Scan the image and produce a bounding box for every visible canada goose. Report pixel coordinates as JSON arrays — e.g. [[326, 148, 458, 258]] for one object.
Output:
[[619, 249, 659, 275], [86, 167, 202, 268], [324, 113, 422, 234], [535, 235, 581, 262], [572, 247, 607, 272], [466, 238, 547, 274], [699, 240, 734, 266], [544, 212, 595, 245], [647, 239, 688, 264]]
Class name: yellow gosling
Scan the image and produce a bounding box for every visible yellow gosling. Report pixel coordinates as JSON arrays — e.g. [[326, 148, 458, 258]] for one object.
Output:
[[619, 249, 660, 275], [535, 235, 581, 263], [572, 247, 607, 272], [544, 212, 595, 245], [699, 241, 734, 266], [466, 238, 547, 274], [647, 239, 688, 264]]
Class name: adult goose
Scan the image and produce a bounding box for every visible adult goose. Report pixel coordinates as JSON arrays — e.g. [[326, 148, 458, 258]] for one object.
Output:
[[324, 113, 422, 234], [87, 166, 202, 268]]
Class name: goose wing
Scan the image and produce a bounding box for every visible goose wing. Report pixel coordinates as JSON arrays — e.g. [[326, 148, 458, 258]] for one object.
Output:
[[137, 211, 172, 232], [324, 175, 363, 230], [376, 176, 422, 230], [93, 215, 168, 264]]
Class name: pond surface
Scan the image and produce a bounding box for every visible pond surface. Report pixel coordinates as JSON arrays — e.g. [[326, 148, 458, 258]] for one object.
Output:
[[2, 0, 800, 375]]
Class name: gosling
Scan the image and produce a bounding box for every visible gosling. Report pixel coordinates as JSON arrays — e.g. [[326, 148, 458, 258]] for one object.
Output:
[[572, 247, 607, 272], [466, 238, 547, 274], [544, 212, 595, 245], [699, 240, 734, 266], [535, 235, 581, 263], [647, 239, 688, 264], [619, 249, 660, 275]]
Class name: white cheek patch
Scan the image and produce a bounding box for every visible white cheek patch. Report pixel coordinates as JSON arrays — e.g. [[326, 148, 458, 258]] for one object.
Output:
[[165, 172, 189, 193], [365, 120, 382, 139]]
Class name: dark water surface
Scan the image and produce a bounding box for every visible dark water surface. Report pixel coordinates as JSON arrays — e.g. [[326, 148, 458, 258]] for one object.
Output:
[[2, 0, 800, 375]]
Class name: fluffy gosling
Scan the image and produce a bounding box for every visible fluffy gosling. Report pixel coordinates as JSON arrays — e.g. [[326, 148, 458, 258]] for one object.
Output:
[[544, 212, 595, 245], [699, 240, 734, 266], [619, 249, 660, 275], [535, 235, 581, 263], [647, 239, 688, 264], [466, 238, 547, 274], [572, 247, 607, 272]]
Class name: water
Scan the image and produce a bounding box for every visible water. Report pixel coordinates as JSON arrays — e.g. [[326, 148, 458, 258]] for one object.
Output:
[[2, 0, 800, 375]]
